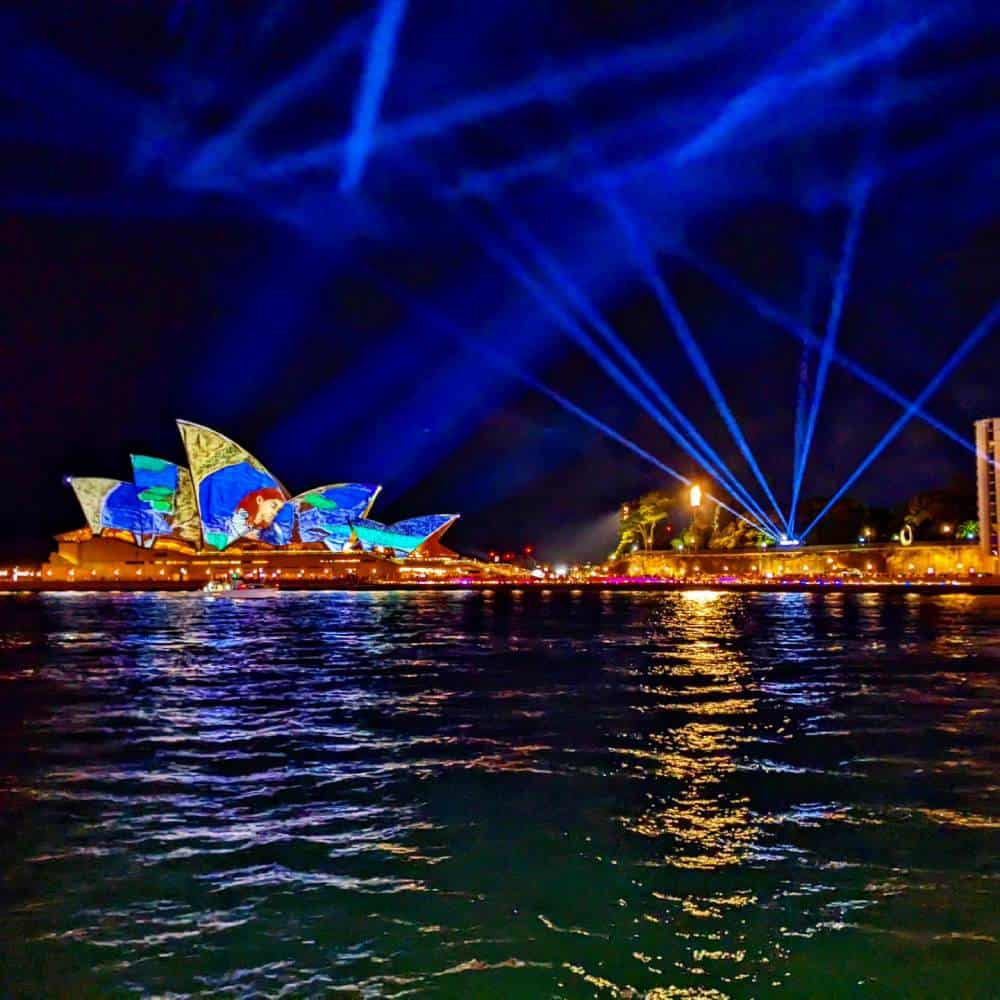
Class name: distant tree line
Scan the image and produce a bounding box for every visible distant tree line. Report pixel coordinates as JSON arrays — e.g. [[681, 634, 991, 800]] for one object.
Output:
[[613, 478, 978, 558]]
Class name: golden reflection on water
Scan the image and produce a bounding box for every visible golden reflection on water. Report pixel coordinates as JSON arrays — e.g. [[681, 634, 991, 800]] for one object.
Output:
[[619, 593, 761, 870], [916, 808, 1000, 830], [562, 963, 731, 998]]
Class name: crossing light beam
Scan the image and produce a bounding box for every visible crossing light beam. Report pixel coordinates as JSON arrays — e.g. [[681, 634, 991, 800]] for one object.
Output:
[[800, 297, 1000, 541]]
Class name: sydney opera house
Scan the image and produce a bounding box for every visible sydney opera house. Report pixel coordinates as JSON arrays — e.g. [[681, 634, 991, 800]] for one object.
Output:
[[44, 421, 471, 586]]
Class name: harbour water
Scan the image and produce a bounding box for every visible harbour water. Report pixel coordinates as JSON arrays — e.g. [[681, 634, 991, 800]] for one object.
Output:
[[0, 591, 997, 997]]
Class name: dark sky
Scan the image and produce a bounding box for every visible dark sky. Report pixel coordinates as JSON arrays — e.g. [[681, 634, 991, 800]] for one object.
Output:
[[3, 0, 998, 561]]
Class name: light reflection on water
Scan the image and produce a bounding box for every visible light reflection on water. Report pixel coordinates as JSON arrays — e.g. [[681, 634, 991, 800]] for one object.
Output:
[[0, 591, 997, 998], [620, 592, 759, 874]]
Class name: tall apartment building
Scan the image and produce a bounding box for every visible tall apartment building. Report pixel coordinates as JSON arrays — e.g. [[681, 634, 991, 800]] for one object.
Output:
[[975, 417, 999, 558]]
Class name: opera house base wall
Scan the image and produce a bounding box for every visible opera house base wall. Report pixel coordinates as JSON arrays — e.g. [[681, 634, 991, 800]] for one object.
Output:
[[9, 533, 495, 589], [616, 542, 995, 579]]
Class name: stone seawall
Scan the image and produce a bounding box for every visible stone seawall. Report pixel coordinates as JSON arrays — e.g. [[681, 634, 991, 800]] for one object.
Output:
[[618, 542, 995, 578]]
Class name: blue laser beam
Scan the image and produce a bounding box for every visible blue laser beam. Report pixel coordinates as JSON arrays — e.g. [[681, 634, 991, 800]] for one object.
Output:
[[789, 106, 1000, 214], [341, 0, 409, 192], [800, 297, 1000, 540], [789, 180, 870, 532], [250, 10, 933, 187], [253, 14, 756, 182], [793, 258, 820, 477], [601, 192, 791, 534], [595, 13, 936, 190], [437, 70, 974, 203], [681, 252, 991, 465], [183, 16, 369, 186], [440, 97, 716, 200], [673, 0, 857, 167], [483, 231, 778, 537], [259, 145, 763, 523], [794, 346, 811, 480], [498, 211, 783, 538]]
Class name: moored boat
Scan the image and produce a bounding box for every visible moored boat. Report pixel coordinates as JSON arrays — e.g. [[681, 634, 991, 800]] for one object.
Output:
[[201, 580, 278, 597]]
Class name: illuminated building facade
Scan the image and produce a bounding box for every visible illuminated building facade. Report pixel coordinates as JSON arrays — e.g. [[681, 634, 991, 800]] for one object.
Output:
[[975, 417, 999, 558], [65, 420, 460, 560]]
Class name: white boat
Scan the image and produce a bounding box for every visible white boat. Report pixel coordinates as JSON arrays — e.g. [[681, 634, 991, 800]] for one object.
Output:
[[201, 580, 278, 598], [225, 585, 279, 599]]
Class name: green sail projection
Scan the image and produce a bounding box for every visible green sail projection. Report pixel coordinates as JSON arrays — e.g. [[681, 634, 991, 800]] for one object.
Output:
[[130, 455, 201, 544], [352, 514, 459, 556]]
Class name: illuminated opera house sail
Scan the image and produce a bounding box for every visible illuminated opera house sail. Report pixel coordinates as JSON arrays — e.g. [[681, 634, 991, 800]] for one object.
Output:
[[66, 420, 459, 558]]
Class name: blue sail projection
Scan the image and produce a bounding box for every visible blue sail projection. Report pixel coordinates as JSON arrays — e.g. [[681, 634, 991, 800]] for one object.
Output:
[[351, 514, 459, 555], [291, 483, 382, 550], [69, 477, 170, 548]]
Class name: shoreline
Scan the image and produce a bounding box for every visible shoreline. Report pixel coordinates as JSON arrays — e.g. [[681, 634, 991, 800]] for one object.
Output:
[[3, 580, 998, 595]]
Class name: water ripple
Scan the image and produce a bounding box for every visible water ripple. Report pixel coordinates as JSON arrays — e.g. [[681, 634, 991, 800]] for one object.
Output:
[[0, 591, 996, 997]]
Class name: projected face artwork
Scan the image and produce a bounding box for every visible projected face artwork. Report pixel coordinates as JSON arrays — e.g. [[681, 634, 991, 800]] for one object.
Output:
[[195, 462, 289, 549], [177, 420, 289, 550], [259, 498, 295, 546], [234, 487, 286, 538]]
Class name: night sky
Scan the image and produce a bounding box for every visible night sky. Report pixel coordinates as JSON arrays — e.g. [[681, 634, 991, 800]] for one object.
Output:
[[3, 0, 998, 561]]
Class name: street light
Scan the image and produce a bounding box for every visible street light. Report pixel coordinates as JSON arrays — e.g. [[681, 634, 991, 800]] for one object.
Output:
[[689, 484, 702, 508]]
